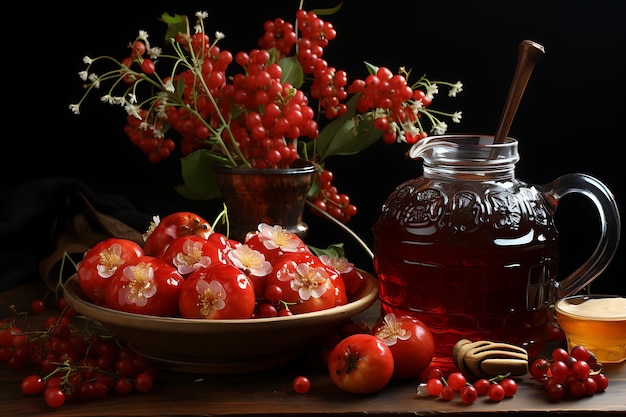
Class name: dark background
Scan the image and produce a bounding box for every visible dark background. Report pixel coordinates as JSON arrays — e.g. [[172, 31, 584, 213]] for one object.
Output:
[[7, 1, 624, 295]]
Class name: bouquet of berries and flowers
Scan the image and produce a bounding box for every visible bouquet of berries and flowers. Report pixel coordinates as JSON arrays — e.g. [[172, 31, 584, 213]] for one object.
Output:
[[70, 3, 463, 224]]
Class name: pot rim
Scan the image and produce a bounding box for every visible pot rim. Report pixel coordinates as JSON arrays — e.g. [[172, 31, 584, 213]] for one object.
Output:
[[214, 159, 316, 175]]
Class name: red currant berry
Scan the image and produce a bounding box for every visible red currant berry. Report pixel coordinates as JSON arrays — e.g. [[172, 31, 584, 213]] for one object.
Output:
[[426, 378, 443, 396], [44, 387, 66, 408], [459, 385, 478, 404], [572, 360, 591, 379], [568, 379, 587, 398], [545, 323, 565, 341], [473, 378, 491, 395], [114, 377, 134, 396], [583, 377, 598, 396], [488, 383, 506, 402], [21, 374, 45, 395], [549, 360, 569, 382], [546, 381, 566, 400], [591, 373, 609, 392], [256, 303, 278, 318], [530, 357, 549, 381], [30, 299, 46, 314], [264, 285, 283, 304], [446, 372, 466, 391], [570, 345, 591, 361], [551, 347, 569, 362], [293, 375, 311, 394], [499, 378, 518, 397], [134, 372, 154, 393], [440, 385, 456, 401], [424, 367, 444, 381]]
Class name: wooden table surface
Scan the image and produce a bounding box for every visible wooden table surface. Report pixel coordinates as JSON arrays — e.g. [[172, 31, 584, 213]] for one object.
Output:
[[1, 280, 625, 417]]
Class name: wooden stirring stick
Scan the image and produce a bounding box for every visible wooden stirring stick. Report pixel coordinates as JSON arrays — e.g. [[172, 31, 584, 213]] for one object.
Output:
[[493, 40, 545, 144]]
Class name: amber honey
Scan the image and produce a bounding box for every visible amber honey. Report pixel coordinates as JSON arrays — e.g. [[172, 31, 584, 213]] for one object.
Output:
[[555, 295, 626, 363]]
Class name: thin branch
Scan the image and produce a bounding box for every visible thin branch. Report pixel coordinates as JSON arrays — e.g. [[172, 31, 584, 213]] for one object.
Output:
[[305, 200, 374, 261]]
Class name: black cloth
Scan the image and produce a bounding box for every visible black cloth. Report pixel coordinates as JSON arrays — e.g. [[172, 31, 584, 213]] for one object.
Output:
[[0, 178, 151, 291]]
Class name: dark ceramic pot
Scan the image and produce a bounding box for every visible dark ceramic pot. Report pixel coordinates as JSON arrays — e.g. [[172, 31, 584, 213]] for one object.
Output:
[[214, 160, 317, 242]]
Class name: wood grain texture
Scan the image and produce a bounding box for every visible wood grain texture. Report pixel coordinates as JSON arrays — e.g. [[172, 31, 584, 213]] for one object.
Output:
[[1, 280, 624, 417]]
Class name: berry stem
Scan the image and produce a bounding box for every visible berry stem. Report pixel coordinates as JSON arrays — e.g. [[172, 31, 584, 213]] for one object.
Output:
[[305, 200, 373, 260]]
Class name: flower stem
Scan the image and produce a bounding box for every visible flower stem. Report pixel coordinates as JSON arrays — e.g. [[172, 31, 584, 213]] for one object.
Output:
[[305, 200, 374, 261]]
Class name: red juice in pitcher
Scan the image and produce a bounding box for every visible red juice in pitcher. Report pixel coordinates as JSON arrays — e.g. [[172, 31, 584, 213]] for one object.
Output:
[[373, 135, 561, 369], [373, 214, 558, 369]]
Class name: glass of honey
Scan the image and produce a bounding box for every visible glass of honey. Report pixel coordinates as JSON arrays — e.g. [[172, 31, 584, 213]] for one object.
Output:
[[555, 294, 626, 363]]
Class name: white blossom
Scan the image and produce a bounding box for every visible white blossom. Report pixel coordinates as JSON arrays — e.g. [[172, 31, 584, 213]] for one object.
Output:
[[425, 83, 439, 98], [156, 100, 169, 118], [125, 103, 142, 119], [375, 313, 411, 346], [256, 223, 302, 252], [432, 121, 448, 135], [164, 79, 175, 92], [149, 47, 162, 59], [228, 244, 272, 277], [87, 73, 100, 89], [449, 81, 464, 97], [196, 279, 226, 314], [172, 240, 212, 275], [152, 128, 164, 139], [405, 123, 420, 137], [288, 263, 328, 300], [122, 263, 157, 307], [411, 99, 424, 111], [318, 254, 354, 274]]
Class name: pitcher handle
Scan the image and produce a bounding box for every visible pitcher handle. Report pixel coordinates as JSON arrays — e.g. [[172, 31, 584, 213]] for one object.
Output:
[[545, 173, 621, 299]]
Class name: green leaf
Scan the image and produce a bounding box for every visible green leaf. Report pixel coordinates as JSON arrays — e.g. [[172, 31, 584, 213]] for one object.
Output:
[[308, 243, 346, 258], [308, 95, 383, 161], [364, 61, 379, 75], [176, 150, 224, 200], [278, 56, 304, 88], [161, 13, 189, 42], [310, 2, 344, 16], [307, 175, 321, 199]]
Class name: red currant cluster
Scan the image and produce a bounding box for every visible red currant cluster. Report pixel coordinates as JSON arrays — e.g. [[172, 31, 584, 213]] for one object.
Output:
[[120, 38, 177, 164], [257, 10, 437, 222], [124, 109, 175, 163], [417, 369, 518, 404], [294, 10, 348, 120], [255, 284, 294, 318], [308, 168, 357, 223], [261, 10, 346, 121], [1, 298, 157, 408], [123, 30, 319, 168], [348, 68, 431, 145], [529, 345, 609, 400]]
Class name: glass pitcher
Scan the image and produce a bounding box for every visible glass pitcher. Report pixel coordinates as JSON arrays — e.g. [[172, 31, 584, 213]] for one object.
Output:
[[372, 135, 621, 368]]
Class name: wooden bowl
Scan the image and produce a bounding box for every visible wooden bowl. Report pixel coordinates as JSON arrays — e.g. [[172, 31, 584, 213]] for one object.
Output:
[[62, 270, 379, 374]]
